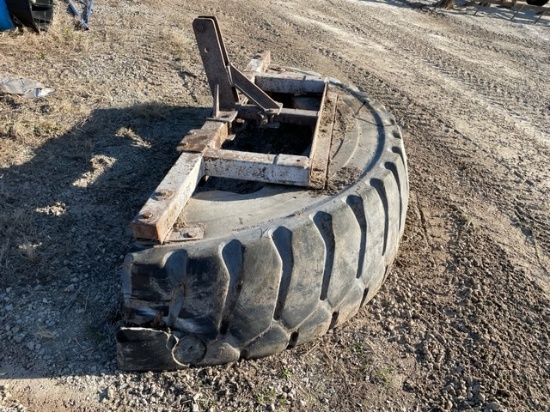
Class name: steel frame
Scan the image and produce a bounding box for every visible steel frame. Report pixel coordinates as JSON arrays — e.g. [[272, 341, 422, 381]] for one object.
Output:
[[131, 16, 338, 244]]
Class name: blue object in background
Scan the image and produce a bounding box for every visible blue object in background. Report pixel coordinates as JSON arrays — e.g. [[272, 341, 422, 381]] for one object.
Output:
[[0, 0, 15, 31]]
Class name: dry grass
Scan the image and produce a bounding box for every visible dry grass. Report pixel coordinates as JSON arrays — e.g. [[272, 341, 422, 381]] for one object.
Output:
[[34, 326, 56, 341], [18, 242, 40, 265], [115, 126, 152, 148], [0, 11, 102, 169], [0, 206, 34, 239], [0, 10, 90, 62], [161, 28, 195, 60], [130, 102, 171, 121], [1, 0, 204, 169]]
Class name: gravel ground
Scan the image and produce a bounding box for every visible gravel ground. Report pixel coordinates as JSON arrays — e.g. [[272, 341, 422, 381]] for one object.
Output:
[[0, 0, 549, 411]]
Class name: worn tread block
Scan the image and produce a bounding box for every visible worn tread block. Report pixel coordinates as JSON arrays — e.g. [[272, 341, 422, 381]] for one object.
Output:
[[333, 283, 364, 328], [228, 237, 283, 345], [345, 195, 368, 280], [280, 220, 326, 329], [123, 251, 188, 323], [244, 325, 289, 359], [377, 166, 402, 263], [360, 189, 386, 287], [295, 305, 332, 345], [388, 148, 409, 235], [117, 328, 181, 371], [171, 252, 230, 338], [198, 340, 240, 366], [325, 203, 362, 307]]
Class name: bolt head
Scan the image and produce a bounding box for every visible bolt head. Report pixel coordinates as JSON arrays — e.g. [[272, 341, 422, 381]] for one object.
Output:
[[139, 211, 154, 221], [156, 189, 174, 200], [187, 228, 199, 238]]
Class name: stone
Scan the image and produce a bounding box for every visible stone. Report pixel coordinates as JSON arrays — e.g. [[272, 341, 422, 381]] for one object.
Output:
[[484, 402, 501, 411]]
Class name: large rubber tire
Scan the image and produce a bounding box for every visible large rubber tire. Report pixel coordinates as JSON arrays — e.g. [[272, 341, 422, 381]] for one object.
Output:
[[117, 79, 409, 371]]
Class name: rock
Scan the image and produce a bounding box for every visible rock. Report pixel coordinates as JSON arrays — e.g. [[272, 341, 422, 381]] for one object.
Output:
[[484, 401, 501, 411], [106, 387, 116, 400]]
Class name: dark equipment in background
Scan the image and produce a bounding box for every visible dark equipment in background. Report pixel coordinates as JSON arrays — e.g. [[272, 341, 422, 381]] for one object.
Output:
[[5, 0, 53, 31]]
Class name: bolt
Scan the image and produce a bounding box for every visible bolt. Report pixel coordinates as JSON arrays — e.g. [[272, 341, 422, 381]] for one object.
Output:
[[156, 189, 174, 200], [139, 211, 154, 222], [187, 229, 198, 239]]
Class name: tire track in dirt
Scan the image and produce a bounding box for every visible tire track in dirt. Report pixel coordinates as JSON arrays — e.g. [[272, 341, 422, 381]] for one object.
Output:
[[298, 1, 549, 138], [258, 3, 550, 409], [274, 0, 550, 264], [296, 4, 550, 409]]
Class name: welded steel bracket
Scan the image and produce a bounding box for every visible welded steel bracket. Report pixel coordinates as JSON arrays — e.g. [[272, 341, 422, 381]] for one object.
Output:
[[193, 16, 282, 120]]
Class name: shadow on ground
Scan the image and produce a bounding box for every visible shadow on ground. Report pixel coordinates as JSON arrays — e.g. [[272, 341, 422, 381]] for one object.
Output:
[[0, 102, 209, 379]]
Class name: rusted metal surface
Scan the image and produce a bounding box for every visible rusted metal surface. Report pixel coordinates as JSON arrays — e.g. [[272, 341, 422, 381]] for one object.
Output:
[[309, 83, 329, 159], [236, 105, 318, 126], [240, 51, 271, 106], [255, 73, 327, 94], [310, 90, 338, 189], [203, 148, 311, 186], [229, 64, 282, 115], [194, 16, 281, 118], [243, 51, 271, 79], [193, 17, 238, 111], [177, 121, 230, 153], [166, 225, 204, 242], [131, 152, 204, 242]]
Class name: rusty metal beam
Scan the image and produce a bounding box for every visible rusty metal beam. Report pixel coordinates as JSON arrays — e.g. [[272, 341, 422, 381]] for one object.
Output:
[[237, 105, 319, 126], [254, 73, 327, 95], [229, 64, 282, 115], [244, 51, 271, 79], [131, 153, 204, 242], [240, 51, 271, 105], [177, 120, 231, 153], [132, 20, 338, 243], [310, 88, 338, 189], [193, 17, 238, 110], [203, 148, 311, 186], [194, 17, 282, 117]]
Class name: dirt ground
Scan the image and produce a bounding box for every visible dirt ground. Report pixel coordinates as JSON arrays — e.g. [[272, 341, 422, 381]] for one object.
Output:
[[1, 0, 549, 411]]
